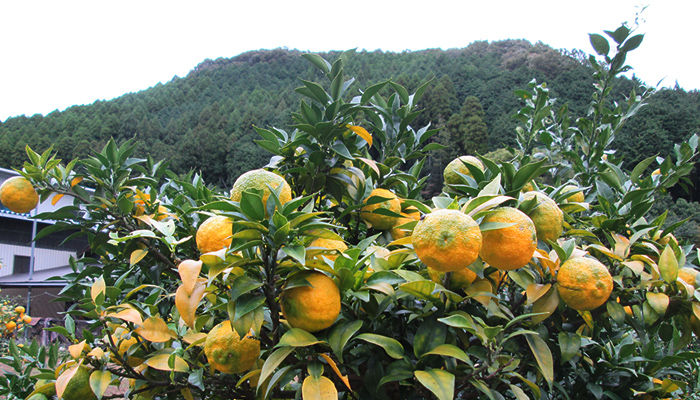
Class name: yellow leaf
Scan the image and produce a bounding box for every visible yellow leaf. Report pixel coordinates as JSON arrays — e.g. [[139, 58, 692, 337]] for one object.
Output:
[[622, 260, 644, 276], [302, 375, 337, 400], [178, 259, 203, 294], [146, 354, 189, 372], [87, 347, 105, 359], [659, 245, 679, 283], [532, 286, 560, 324], [91, 276, 106, 304], [130, 248, 148, 266], [89, 370, 112, 399], [358, 157, 381, 177], [319, 354, 351, 391], [346, 125, 372, 147], [134, 317, 171, 343], [175, 278, 207, 328], [646, 292, 670, 315], [51, 193, 65, 206], [69, 340, 87, 359], [182, 330, 207, 346], [526, 283, 551, 306], [181, 388, 194, 400], [388, 236, 413, 247], [70, 176, 83, 187], [55, 364, 80, 399], [465, 280, 493, 306], [106, 307, 144, 327]]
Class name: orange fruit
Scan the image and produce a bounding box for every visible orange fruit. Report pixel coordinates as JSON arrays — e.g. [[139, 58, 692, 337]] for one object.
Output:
[[443, 155, 484, 185], [479, 207, 537, 271], [22, 315, 31, 324], [678, 267, 699, 288], [557, 257, 613, 311], [196, 215, 233, 254], [280, 271, 341, 332], [522, 191, 564, 243], [204, 321, 260, 374], [15, 306, 25, 314], [389, 213, 416, 240], [230, 169, 292, 210], [561, 185, 584, 203], [412, 209, 482, 272], [427, 266, 477, 291], [6, 320, 16, 331], [0, 176, 39, 214], [60, 365, 96, 400], [309, 238, 348, 261], [360, 188, 401, 230]]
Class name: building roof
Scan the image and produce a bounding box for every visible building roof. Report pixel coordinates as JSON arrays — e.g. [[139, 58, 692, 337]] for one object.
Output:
[[0, 265, 72, 287]]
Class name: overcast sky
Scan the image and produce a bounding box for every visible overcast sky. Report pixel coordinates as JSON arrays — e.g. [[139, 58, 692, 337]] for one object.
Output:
[[1, 0, 697, 122]]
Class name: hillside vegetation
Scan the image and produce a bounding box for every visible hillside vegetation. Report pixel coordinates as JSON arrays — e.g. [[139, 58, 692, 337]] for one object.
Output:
[[0, 41, 698, 193]]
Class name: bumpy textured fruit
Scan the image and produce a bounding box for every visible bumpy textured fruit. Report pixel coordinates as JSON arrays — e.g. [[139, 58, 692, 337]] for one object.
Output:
[[309, 238, 348, 261], [204, 321, 260, 374], [230, 169, 292, 209], [280, 271, 341, 332], [522, 191, 564, 243], [412, 209, 482, 272], [196, 216, 233, 254], [443, 155, 484, 185], [427, 266, 477, 292], [0, 176, 39, 213], [61, 365, 97, 400], [557, 257, 613, 311], [561, 185, 585, 203], [389, 213, 417, 240], [360, 188, 401, 230], [479, 207, 537, 271]]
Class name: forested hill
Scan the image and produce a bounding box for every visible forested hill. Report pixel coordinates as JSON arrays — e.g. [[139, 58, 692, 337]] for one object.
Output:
[[1, 40, 698, 191]]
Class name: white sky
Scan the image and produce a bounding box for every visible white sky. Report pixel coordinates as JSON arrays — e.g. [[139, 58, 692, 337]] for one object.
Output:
[[1, 0, 698, 122]]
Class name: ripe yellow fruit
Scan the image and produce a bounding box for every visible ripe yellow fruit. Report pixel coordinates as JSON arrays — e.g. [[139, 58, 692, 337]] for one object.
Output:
[[389, 213, 416, 240], [443, 155, 484, 185], [522, 191, 564, 243], [561, 185, 584, 203], [309, 238, 348, 261], [22, 315, 32, 324], [15, 306, 25, 314], [280, 271, 341, 332], [204, 321, 260, 374], [412, 209, 482, 272], [479, 207, 537, 271], [427, 266, 477, 292], [0, 176, 39, 214], [6, 321, 16, 331], [230, 169, 292, 209], [557, 257, 613, 311], [196, 215, 233, 254], [360, 188, 401, 230], [678, 267, 699, 288], [61, 365, 96, 400]]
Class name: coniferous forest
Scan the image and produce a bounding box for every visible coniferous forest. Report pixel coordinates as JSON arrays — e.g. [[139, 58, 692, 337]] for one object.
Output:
[[1, 40, 699, 240]]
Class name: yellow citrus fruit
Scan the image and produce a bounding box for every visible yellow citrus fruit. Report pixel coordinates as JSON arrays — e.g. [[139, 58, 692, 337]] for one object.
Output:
[[6, 321, 16, 331], [443, 155, 484, 185], [557, 257, 613, 311], [561, 185, 584, 203], [61, 365, 96, 400], [204, 321, 260, 374], [678, 267, 699, 288], [230, 169, 292, 209], [360, 188, 401, 230], [427, 266, 477, 292], [15, 306, 25, 314], [522, 191, 564, 243], [280, 271, 341, 332], [196, 216, 233, 254], [412, 209, 482, 272], [309, 238, 348, 261], [22, 315, 31, 324], [389, 213, 416, 240], [0, 176, 39, 214], [479, 207, 537, 271]]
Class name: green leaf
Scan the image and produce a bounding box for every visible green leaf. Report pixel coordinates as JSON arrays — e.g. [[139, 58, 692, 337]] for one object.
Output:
[[659, 245, 679, 283], [621, 34, 644, 52], [422, 344, 470, 364], [630, 155, 657, 184], [558, 332, 581, 363], [356, 333, 404, 359], [414, 369, 454, 400], [277, 328, 324, 347], [258, 347, 294, 394], [526, 333, 553, 387], [646, 292, 670, 315], [89, 370, 112, 400], [328, 320, 363, 363], [413, 318, 447, 358], [589, 33, 610, 56], [361, 81, 390, 104], [301, 53, 331, 75]]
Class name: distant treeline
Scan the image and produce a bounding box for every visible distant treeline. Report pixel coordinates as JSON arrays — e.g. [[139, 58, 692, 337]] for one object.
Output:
[[0, 41, 698, 196]]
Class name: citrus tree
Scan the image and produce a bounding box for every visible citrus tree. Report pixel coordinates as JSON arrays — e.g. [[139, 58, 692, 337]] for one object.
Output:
[[2, 22, 700, 400]]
